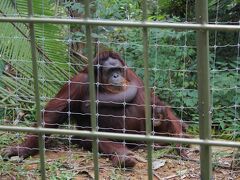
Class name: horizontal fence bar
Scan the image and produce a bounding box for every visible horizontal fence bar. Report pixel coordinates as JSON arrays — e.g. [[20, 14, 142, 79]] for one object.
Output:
[[0, 17, 239, 31], [0, 125, 240, 148]]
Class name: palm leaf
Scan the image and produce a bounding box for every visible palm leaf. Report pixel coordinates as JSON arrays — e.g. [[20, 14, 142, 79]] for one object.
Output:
[[0, 0, 81, 110]]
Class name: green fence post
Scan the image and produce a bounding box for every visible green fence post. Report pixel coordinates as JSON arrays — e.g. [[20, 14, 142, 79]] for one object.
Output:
[[196, 0, 212, 179], [84, 1, 99, 179], [142, 1, 153, 179], [27, 0, 46, 179]]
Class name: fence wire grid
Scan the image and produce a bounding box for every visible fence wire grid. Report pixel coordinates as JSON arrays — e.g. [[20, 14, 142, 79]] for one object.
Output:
[[0, 0, 240, 179]]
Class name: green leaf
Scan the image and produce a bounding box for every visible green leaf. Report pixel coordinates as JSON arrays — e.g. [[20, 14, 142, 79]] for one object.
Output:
[[0, 0, 76, 110]]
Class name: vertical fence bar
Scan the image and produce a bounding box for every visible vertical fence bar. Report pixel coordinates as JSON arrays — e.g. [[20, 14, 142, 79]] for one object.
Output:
[[196, 0, 212, 179], [142, 1, 153, 179], [84, 1, 99, 179], [27, 0, 46, 179]]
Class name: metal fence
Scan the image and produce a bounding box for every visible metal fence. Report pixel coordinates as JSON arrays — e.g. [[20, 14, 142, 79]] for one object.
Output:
[[0, 0, 240, 180]]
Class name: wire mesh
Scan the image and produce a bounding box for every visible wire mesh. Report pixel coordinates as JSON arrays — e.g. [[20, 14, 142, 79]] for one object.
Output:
[[0, 0, 239, 179]]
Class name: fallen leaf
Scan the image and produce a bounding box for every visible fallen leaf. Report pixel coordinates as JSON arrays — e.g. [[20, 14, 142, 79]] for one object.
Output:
[[152, 159, 166, 170]]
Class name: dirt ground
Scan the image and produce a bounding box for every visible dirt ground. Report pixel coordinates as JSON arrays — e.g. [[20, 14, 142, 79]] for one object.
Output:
[[2, 142, 240, 180]]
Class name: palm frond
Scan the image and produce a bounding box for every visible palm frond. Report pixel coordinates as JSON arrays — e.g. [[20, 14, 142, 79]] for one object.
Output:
[[0, 0, 81, 110]]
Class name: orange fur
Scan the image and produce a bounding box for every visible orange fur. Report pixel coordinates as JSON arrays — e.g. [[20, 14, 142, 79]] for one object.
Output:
[[103, 79, 129, 93]]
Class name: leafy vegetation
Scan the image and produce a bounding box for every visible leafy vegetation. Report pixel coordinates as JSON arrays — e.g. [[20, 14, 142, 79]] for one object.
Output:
[[66, 0, 240, 138], [0, 0, 79, 124]]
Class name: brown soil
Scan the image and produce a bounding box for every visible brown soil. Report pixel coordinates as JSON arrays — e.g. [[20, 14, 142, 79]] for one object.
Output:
[[1, 139, 240, 179], [23, 145, 240, 179]]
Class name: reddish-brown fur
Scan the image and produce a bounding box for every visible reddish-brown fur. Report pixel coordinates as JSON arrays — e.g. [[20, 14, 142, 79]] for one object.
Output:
[[2, 51, 187, 167]]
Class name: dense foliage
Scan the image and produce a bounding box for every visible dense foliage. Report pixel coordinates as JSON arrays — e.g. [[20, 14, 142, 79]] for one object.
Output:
[[66, 0, 240, 138]]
